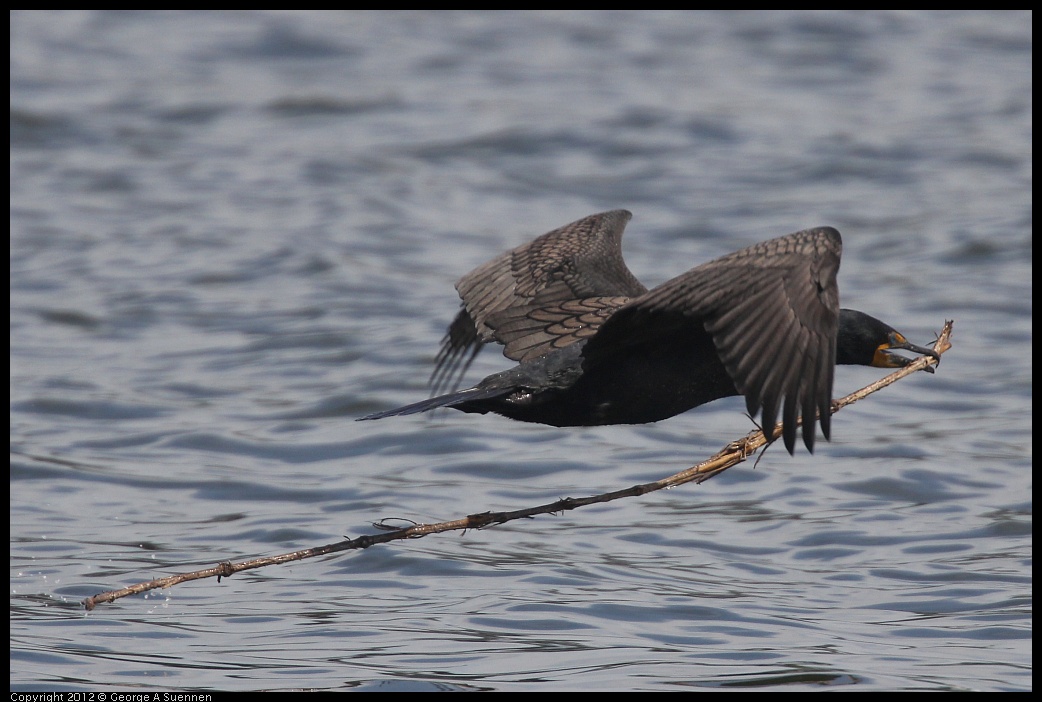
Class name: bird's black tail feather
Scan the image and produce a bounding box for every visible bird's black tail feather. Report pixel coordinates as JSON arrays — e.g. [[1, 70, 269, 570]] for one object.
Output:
[[357, 385, 511, 421]]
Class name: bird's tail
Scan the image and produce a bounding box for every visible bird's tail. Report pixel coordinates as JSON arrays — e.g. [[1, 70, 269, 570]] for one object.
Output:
[[357, 385, 510, 421]]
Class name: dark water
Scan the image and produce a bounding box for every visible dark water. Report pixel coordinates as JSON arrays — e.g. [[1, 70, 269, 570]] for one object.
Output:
[[11, 11, 1030, 691]]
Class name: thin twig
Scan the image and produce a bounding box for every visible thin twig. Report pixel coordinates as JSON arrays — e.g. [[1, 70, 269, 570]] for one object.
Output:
[[83, 320, 953, 610]]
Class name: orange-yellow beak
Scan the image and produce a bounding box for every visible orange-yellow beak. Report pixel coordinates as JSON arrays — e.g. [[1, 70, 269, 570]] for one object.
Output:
[[872, 332, 941, 373]]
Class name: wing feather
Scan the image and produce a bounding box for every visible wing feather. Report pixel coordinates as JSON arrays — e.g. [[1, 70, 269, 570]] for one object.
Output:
[[430, 210, 646, 393], [583, 226, 842, 453]]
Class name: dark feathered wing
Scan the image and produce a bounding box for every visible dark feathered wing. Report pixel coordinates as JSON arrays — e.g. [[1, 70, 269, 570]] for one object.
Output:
[[485, 295, 632, 363], [430, 209, 647, 393], [583, 227, 842, 453]]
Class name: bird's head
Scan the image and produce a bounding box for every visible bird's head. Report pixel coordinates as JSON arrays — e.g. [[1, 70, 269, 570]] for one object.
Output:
[[837, 309, 940, 372]]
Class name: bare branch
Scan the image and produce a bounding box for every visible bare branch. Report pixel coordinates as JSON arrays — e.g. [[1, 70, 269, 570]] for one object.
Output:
[[83, 320, 953, 611]]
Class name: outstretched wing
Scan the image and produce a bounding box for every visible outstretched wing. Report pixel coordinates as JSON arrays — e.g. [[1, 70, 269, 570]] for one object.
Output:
[[431, 209, 647, 393], [583, 227, 842, 453], [485, 295, 632, 363]]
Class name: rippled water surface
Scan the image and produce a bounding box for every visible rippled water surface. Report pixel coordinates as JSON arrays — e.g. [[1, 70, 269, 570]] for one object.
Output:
[[11, 10, 1031, 691]]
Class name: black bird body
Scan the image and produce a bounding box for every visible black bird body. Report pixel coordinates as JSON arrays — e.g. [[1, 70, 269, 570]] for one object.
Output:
[[396, 330, 734, 427], [470, 321, 735, 426], [360, 210, 938, 453]]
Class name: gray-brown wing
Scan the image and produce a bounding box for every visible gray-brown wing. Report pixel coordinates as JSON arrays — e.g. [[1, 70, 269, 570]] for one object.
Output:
[[430, 209, 647, 393], [583, 227, 842, 453], [485, 296, 633, 363]]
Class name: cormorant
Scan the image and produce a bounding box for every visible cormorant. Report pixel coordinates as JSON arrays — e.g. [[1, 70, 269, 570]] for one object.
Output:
[[359, 210, 939, 454]]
